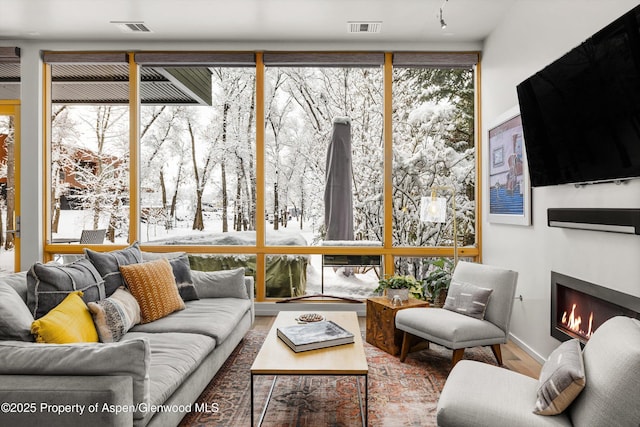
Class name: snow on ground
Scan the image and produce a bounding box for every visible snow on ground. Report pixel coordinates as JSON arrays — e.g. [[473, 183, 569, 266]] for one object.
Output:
[[305, 254, 380, 298], [0, 249, 12, 273], [0, 209, 380, 298]]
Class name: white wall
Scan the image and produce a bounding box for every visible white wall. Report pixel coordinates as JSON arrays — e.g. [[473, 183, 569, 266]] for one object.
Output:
[[482, 0, 640, 361]]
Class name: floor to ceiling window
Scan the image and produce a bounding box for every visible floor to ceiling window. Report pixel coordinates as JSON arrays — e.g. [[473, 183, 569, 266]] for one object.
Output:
[[263, 53, 385, 298], [391, 53, 478, 279], [43, 51, 480, 301], [134, 53, 257, 246], [45, 53, 130, 248]]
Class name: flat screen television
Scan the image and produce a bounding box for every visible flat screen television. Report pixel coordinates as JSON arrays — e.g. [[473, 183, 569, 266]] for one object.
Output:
[[516, 5, 640, 187]]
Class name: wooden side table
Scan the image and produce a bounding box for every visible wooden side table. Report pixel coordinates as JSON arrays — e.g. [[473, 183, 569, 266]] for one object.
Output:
[[365, 296, 429, 356]]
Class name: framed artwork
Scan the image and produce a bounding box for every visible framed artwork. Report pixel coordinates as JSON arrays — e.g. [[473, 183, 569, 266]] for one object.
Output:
[[487, 105, 531, 226]]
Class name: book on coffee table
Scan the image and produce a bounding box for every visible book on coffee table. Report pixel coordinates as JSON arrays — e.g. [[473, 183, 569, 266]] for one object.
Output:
[[277, 320, 355, 353]]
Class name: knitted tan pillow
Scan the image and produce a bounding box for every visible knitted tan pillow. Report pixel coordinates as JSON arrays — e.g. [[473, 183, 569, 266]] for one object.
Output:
[[120, 258, 185, 324]]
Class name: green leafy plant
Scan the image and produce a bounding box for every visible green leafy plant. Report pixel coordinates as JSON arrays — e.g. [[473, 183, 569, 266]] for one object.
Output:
[[374, 274, 424, 300], [422, 258, 454, 305]]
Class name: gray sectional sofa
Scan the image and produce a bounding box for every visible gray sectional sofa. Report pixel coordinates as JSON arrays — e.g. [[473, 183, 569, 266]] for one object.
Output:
[[0, 262, 254, 427]]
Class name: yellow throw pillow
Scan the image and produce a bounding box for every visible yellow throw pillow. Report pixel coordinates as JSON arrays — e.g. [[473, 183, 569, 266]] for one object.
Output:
[[120, 258, 185, 324], [31, 291, 99, 344]]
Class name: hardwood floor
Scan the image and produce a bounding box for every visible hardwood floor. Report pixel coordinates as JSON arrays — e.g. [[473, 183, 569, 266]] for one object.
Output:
[[251, 314, 542, 379], [502, 339, 542, 378]]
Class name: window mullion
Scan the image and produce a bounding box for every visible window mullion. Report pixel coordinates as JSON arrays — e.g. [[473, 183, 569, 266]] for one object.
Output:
[[42, 62, 53, 262], [129, 52, 140, 244], [383, 52, 394, 276], [255, 52, 266, 301]]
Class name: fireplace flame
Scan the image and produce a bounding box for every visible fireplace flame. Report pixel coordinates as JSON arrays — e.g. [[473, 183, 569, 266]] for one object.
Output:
[[561, 304, 594, 339]]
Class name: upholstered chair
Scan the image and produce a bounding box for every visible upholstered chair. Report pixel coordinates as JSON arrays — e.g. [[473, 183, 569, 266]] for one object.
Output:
[[395, 261, 518, 367], [436, 316, 640, 426]]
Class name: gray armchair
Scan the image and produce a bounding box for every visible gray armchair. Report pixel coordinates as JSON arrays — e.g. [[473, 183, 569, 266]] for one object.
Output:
[[395, 261, 518, 367], [436, 316, 640, 426]]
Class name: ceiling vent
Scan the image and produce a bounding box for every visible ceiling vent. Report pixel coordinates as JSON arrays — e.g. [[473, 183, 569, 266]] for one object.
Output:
[[111, 21, 153, 33], [347, 22, 382, 34]]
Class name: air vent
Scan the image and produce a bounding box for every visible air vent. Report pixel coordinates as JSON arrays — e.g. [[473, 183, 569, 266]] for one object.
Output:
[[347, 22, 382, 34], [111, 21, 153, 33]]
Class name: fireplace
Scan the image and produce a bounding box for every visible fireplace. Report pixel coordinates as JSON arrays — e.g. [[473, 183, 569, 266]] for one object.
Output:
[[551, 272, 640, 343]]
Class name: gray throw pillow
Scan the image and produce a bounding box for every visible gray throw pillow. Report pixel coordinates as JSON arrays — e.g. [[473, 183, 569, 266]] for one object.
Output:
[[534, 338, 586, 415], [191, 268, 248, 299], [0, 271, 28, 301], [0, 284, 34, 341], [168, 255, 199, 301], [27, 258, 106, 319], [141, 251, 198, 301], [443, 280, 493, 320], [84, 241, 143, 296]]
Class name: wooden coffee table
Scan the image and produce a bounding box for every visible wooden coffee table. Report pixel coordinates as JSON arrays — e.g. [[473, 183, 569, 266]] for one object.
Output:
[[250, 311, 368, 426]]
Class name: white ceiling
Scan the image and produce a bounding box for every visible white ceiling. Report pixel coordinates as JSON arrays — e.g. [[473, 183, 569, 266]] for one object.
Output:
[[0, 0, 517, 45]]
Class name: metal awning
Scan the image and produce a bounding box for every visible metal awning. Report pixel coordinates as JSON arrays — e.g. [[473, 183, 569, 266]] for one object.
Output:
[[0, 64, 20, 100], [0, 62, 213, 105]]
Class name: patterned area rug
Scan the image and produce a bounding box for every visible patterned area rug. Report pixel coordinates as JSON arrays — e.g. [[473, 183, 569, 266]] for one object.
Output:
[[179, 330, 498, 426]]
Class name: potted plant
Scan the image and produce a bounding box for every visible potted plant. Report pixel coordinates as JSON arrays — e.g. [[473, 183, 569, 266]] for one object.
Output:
[[374, 274, 423, 301], [422, 258, 454, 307]]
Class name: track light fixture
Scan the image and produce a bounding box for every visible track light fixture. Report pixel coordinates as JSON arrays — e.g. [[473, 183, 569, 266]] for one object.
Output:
[[439, 0, 449, 29]]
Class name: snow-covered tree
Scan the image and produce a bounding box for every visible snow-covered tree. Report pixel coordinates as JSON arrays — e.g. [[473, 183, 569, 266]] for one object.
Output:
[[71, 105, 129, 242], [140, 105, 181, 234], [392, 67, 475, 276], [0, 125, 13, 251], [50, 106, 80, 233], [264, 67, 384, 242], [0, 117, 11, 249]]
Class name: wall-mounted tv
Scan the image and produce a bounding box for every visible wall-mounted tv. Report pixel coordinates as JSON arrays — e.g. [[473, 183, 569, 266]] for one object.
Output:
[[516, 5, 640, 187]]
